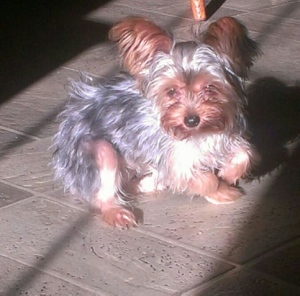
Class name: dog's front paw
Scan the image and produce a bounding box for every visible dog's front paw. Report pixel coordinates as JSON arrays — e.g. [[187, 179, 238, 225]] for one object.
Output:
[[218, 150, 251, 184], [101, 207, 137, 228], [204, 181, 243, 204]]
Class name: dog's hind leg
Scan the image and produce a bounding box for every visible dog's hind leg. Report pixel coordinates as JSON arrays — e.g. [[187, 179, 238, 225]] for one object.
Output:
[[91, 140, 137, 228]]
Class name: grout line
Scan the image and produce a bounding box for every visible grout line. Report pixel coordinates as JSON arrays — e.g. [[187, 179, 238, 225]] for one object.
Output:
[[0, 254, 106, 296], [232, 10, 300, 24], [116, 2, 251, 20], [0, 179, 45, 196], [253, 32, 300, 44], [85, 5, 195, 22], [0, 179, 87, 213], [179, 265, 300, 295], [0, 126, 41, 141], [0, 195, 37, 210], [134, 227, 240, 268], [243, 268, 300, 291], [223, 2, 299, 24], [40, 194, 88, 213], [61, 66, 110, 78], [177, 267, 244, 295], [243, 237, 300, 267], [115, 5, 194, 21], [60, 66, 82, 74]]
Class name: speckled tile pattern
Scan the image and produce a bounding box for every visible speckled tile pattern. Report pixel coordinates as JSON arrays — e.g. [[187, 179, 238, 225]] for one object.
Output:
[[0, 0, 299, 295], [0, 181, 32, 208]]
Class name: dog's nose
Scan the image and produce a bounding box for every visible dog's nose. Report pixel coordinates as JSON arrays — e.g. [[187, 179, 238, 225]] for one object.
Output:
[[184, 115, 200, 127]]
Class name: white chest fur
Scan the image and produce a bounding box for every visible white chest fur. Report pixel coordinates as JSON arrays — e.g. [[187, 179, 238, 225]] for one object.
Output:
[[169, 135, 228, 180]]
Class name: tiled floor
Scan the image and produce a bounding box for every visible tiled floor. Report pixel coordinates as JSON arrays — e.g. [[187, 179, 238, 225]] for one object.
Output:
[[0, 0, 299, 295]]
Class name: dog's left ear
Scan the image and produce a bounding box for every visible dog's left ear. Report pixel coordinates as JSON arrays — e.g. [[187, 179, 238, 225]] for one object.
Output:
[[109, 17, 173, 80], [200, 17, 260, 78]]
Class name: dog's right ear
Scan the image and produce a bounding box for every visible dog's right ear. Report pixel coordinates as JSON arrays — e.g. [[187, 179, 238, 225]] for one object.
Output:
[[109, 17, 173, 80], [199, 17, 261, 78]]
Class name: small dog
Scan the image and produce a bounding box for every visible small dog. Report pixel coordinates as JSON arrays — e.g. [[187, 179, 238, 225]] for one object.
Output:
[[52, 17, 260, 227]]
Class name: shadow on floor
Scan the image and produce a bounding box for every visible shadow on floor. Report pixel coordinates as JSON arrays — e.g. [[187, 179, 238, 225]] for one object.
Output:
[[0, 1, 112, 104], [247, 77, 300, 178]]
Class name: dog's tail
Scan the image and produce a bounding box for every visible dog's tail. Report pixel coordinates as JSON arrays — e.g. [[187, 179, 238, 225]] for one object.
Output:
[[52, 77, 102, 202]]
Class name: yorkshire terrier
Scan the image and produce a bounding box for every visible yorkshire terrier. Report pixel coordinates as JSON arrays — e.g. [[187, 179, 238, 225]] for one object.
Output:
[[52, 17, 260, 228]]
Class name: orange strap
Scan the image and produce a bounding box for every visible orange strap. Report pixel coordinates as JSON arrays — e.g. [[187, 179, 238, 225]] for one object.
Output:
[[190, 0, 206, 21]]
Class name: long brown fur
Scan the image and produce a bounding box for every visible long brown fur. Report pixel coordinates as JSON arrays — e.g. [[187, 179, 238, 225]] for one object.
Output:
[[109, 17, 173, 80], [200, 17, 260, 77]]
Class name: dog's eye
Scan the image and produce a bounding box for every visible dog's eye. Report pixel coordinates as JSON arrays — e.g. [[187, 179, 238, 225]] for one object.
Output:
[[198, 85, 217, 100], [205, 84, 214, 91], [167, 88, 177, 97]]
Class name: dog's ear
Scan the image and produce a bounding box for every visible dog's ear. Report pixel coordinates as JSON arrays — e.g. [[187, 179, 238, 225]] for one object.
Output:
[[200, 17, 260, 78], [109, 17, 173, 79]]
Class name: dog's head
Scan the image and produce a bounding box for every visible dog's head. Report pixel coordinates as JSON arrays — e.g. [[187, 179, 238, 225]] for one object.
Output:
[[109, 17, 260, 140]]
